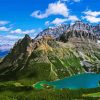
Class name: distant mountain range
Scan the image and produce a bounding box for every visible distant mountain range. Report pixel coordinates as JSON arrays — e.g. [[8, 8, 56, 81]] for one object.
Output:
[[36, 21, 100, 40], [0, 21, 100, 81]]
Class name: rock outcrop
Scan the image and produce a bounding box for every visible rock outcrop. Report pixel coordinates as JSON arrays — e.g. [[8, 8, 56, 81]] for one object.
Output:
[[59, 21, 97, 42], [36, 21, 100, 42]]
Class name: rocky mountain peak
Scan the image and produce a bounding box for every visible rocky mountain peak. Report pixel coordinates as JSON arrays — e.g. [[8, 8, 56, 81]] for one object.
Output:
[[35, 21, 100, 42], [0, 35, 34, 72], [67, 20, 93, 33], [24, 34, 31, 40], [21, 34, 32, 44], [58, 21, 99, 42], [36, 24, 68, 39]]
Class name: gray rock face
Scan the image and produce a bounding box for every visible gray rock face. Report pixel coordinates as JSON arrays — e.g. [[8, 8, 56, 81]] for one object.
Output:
[[95, 24, 100, 39], [35, 24, 68, 39], [36, 21, 100, 41], [67, 21, 94, 33], [59, 21, 99, 42]]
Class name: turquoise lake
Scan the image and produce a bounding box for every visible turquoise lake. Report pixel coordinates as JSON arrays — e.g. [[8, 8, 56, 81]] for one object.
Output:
[[47, 73, 100, 89]]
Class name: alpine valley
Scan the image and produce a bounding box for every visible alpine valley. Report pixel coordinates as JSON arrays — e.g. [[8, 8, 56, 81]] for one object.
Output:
[[0, 21, 100, 99]]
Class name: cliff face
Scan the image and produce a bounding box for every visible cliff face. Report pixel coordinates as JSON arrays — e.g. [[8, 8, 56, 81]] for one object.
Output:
[[0, 21, 100, 81], [59, 21, 97, 42], [36, 21, 100, 40], [36, 24, 68, 39], [95, 24, 100, 39]]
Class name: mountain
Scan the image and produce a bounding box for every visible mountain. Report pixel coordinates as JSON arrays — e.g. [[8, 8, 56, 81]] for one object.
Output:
[[36, 21, 100, 40], [59, 21, 97, 42], [0, 35, 33, 75], [0, 21, 100, 82], [95, 24, 100, 39], [35, 24, 68, 39]]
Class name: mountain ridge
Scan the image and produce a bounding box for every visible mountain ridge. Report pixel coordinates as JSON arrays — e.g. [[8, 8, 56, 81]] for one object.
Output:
[[0, 21, 100, 81], [36, 21, 100, 41]]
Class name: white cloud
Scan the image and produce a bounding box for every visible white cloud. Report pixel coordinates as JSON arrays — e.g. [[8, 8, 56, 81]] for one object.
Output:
[[10, 29, 35, 34], [31, 1, 69, 19], [0, 27, 36, 51], [46, 15, 78, 25], [0, 21, 11, 31], [0, 28, 37, 51], [83, 10, 100, 17], [0, 35, 21, 43], [0, 26, 11, 31], [51, 18, 67, 25], [5, 35, 21, 40], [68, 15, 79, 21], [0, 35, 23, 51], [82, 10, 100, 23], [0, 21, 9, 26], [83, 16, 100, 23]]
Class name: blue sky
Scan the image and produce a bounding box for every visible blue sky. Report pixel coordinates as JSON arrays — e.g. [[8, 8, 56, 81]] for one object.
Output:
[[0, 0, 100, 51]]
